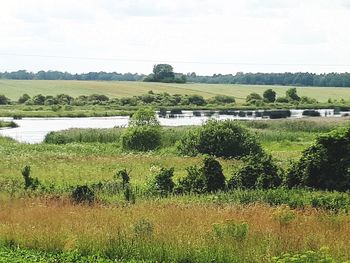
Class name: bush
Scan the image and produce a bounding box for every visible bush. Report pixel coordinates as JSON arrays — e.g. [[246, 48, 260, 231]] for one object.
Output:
[[246, 93, 262, 104], [263, 89, 276, 103], [121, 126, 161, 151], [177, 156, 226, 193], [21, 166, 40, 190], [0, 94, 10, 105], [149, 167, 175, 196], [114, 169, 130, 188], [71, 185, 95, 204], [285, 126, 350, 191], [276, 97, 289, 103], [177, 166, 207, 194], [203, 156, 226, 192], [210, 95, 235, 104], [228, 153, 281, 189], [177, 120, 262, 158]]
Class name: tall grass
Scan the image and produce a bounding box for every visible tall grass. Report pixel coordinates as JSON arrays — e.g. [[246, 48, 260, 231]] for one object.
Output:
[[0, 198, 350, 262], [0, 120, 18, 128]]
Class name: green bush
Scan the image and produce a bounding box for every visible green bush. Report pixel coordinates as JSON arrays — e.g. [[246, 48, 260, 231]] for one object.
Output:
[[21, 166, 40, 190], [71, 185, 95, 204], [114, 169, 130, 188], [121, 126, 161, 151], [228, 153, 281, 189], [177, 166, 207, 194], [203, 156, 226, 192], [149, 167, 175, 196], [177, 156, 226, 193], [177, 120, 262, 158], [285, 126, 350, 191]]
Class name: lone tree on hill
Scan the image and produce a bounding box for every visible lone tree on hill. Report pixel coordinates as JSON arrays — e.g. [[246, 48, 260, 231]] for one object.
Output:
[[144, 64, 186, 83]]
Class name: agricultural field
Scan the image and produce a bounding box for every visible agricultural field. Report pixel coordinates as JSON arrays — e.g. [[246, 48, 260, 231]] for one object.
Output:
[[1, 117, 350, 262], [1, 79, 350, 103]]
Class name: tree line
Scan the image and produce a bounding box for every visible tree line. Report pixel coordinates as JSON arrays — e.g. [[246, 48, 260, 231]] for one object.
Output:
[[0, 70, 144, 81], [2, 68, 350, 87], [187, 72, 350, 87]]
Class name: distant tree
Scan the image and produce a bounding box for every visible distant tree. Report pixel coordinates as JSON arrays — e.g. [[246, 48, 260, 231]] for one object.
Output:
[[18, 94, 31, 104], [246, 93, 263, 103], [129, 107, 160, 127], [263, 89, 276, 103], [0, 95, 10, 105], [187, 95, 206, 106], [33, 94, 46, 105], [153, 64, 175, 82], [286, 88, 300, 101]]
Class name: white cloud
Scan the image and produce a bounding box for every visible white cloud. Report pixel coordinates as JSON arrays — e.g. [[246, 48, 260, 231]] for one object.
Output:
[[0, 0, 350, 74]]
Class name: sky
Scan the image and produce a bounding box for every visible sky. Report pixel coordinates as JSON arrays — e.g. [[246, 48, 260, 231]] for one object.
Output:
[[1, 0, 350, 75]]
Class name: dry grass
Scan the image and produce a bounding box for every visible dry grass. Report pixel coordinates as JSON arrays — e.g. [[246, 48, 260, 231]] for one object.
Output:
[[0, 198, 349, 262]]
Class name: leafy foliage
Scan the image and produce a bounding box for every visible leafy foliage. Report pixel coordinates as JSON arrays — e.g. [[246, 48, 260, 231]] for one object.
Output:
[[177, 119, 262, 158], [71, 185, 95, 204], [149, 167, 175, 196], [21, 166, 40, 190], [228, 153, 281, 189], [177, 156, 226, 193], [285, 126, 350, 191]]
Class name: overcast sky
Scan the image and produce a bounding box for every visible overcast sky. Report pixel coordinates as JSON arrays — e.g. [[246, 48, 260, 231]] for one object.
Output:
[[1, 0, 350, 75]]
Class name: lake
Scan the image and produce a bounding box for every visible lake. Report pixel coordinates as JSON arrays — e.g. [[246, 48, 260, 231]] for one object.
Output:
[[0, 109, 349, 144]]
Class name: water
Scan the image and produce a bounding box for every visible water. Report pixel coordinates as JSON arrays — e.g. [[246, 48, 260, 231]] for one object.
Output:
[[0, 109, 349, 144]]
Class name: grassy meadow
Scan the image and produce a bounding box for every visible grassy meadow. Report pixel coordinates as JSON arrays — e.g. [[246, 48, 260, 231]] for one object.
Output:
[[1, 110, 350, 261], [2, 79, 350, 103]]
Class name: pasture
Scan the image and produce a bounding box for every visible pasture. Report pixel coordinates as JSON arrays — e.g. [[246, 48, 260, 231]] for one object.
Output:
[[1, 79, 350, 103]]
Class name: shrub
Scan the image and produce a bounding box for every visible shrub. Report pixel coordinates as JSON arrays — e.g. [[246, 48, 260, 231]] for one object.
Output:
[[177, 120, 262, 158], [114, 169, 130, 188], [246, 92, 263, 104], [18, 94, 31, 104], [129, 107, 160, 127], [203, 156, 226, 192], [263, 89, 276, 103], [228, 153, 281, 189], [121, 126, 161, 151], [210, 95, 235, 104], [286, 88, 300, 101], [177, 166, 207, 194], [285, 126, 350, 191], [276, 97, 289, 103], [178, 156, 225, 193], [71, 185, 95, 204], [21, 166, 40, 190], [0, 94, 10, 105], [149, 167, 175, 196]]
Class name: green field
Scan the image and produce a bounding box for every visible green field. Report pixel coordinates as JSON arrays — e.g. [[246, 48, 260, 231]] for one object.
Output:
[[1, 115, 350, 262], [1, 80, 350, 103]]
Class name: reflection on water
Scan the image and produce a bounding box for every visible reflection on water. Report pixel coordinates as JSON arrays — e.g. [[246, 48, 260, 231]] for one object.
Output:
[[0, 109, 349, 144]]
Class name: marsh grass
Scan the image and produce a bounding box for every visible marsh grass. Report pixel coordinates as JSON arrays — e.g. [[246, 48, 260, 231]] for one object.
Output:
[[0, 120, 18, 128], [0, 199, 350, 262]]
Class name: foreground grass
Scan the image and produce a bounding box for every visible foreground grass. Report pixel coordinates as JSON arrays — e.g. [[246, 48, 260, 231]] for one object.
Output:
[[2, 80, 350, 103], [0, 199, 349, 262]]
